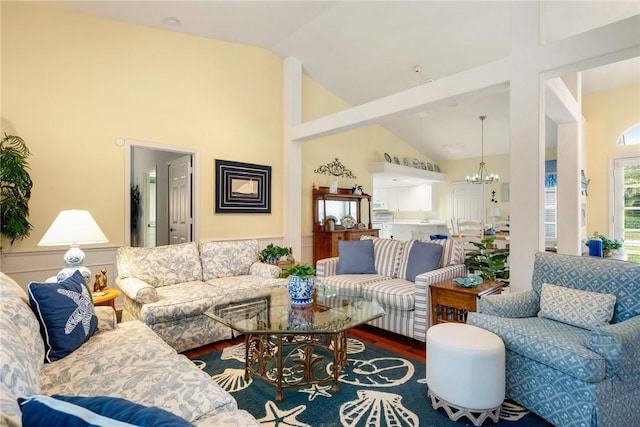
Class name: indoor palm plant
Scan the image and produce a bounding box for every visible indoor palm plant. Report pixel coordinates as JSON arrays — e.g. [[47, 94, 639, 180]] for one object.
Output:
[[1, 133, 33, 245], [463, 237, 510, 283]]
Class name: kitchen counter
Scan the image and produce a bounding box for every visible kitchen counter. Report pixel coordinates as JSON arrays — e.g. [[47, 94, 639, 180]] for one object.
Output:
[[371, 220, 449, 241], [389, 219, 447, 226]]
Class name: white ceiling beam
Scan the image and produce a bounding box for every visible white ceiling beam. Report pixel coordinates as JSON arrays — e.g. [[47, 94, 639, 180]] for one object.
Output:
[[539, 15, 640, 78], [290, 58, 510, 142]]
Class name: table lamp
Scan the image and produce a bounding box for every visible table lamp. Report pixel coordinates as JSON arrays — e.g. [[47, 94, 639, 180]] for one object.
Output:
[[38, 210, 108, 283]]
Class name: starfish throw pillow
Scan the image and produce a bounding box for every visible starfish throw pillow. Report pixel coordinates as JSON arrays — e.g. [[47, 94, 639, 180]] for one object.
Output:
[[28, 270, 98, 362]]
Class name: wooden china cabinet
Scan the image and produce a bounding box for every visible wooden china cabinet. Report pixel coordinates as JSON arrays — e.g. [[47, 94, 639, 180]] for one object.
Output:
[[312, 185, 379, 266]]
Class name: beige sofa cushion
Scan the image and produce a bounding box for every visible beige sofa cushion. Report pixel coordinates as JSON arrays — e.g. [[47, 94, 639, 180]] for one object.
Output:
[[199, 239, 260, 280], [117, 242, 203, 287]]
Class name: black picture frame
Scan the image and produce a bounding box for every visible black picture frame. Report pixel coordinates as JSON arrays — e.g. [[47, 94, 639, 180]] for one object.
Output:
[[215, 159, 271, 213]]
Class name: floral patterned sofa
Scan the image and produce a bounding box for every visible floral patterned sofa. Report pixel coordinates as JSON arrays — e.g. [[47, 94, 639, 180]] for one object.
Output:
[[316, 237, 465, 342], [116, 239, 285, 352], [467, 252, 640, 427], [0, 272, 258, 426]]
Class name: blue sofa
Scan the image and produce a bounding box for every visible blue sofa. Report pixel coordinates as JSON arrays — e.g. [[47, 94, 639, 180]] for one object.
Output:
[[467, 252, 640, 427]]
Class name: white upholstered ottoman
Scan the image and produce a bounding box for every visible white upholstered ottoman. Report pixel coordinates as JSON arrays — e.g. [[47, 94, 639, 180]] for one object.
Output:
[[426, 323, 505, 426]]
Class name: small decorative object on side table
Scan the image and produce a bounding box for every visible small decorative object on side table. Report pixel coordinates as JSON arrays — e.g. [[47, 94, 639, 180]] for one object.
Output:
[[430, 278, 502, 324]]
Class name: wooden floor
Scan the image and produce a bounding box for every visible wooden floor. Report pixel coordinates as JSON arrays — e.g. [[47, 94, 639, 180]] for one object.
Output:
[[182, 325, 426, 362]]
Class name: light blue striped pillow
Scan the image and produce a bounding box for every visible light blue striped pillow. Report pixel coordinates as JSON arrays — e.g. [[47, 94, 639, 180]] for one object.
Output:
[[360, 236, 405, 277]]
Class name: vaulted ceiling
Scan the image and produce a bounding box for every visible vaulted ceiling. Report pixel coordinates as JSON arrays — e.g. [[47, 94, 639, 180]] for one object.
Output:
[[48, 1, 640, 161]]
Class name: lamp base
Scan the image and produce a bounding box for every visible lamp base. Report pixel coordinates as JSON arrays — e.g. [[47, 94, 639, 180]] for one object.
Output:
[[58, 245, 91, 284], [57, 266, 92, 284]]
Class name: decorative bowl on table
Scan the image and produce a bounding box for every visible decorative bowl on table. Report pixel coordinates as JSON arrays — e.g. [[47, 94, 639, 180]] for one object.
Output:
[[453, 275, 483, 288]]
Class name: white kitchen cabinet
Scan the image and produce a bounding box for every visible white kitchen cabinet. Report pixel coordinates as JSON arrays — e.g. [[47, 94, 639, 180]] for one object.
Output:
[[397, 185, 432, 211], [374, 184, 433, 212], [386, 189, 399, 211]]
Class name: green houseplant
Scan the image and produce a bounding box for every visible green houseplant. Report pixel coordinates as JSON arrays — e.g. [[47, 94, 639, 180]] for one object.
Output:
[[463, 237, 510, 283], [281, 263, 316, 305], [585, 234, 623, 257], [259, 243, 290, 264], [1, 133, 33, 245]]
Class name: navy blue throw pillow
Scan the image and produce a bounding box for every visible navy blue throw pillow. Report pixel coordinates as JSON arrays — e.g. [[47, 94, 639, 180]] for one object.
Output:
[[337, 240, 376, 274], [405, 241, 444, 282], [18, 394, 193, 427], [27, 270, 98, 362]]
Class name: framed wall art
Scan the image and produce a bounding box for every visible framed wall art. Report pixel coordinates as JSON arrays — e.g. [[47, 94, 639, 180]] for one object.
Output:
[[215, 159, 271, 213]]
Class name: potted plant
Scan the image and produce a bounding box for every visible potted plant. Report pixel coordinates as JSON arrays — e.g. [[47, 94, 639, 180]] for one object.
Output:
[[351, 184, 363, 195], [463, 237, 510, 283], [259, 243, 289, 264], [585, 234, 623, 257], [1, 133, 33, 245], [281, 263, 316, 305]]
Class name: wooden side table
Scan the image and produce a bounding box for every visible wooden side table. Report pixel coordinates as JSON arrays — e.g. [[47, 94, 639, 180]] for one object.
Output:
[[430, 278, 502, 324], [92, 288, 120, 310]]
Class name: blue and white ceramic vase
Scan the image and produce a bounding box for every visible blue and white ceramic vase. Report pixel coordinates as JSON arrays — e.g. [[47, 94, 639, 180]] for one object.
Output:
[[287, 275, 315, 305], [288, 305, 315, 331]]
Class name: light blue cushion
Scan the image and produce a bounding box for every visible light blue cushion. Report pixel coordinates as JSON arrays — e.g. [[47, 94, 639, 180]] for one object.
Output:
[[337, 240, 376, 274], [538, 282, 616, 330], [404, 241, 443, 282], [18, 394, 192, 426], [27, 271, 98, 362]]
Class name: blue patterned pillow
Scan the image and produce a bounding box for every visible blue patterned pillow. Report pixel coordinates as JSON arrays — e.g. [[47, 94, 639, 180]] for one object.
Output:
[[18, 394, 192, 426], [538, 282, 616, 330], [337, 240, 376, 274], [27, 270, 98, 362], [404, 241, 444, 281]]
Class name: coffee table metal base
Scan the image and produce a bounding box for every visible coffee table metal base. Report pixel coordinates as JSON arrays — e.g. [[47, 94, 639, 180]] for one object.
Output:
[[244, 332, 348, 402]]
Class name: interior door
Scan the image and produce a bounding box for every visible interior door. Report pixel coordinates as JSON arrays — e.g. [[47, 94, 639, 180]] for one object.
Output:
[[452, 182, 485, 223], [168, 155, 192, 245]]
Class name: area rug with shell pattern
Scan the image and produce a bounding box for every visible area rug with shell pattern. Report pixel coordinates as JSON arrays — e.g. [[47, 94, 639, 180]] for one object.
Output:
[[191, 337, 552, 427]]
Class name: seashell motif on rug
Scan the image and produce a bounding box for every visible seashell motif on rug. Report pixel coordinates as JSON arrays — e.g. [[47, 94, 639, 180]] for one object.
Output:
[[340, 390, 418, 427]]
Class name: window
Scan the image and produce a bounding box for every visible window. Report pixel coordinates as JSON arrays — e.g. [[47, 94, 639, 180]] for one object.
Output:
[[617, 124, 640, 146], [544, 161, 557, 248], [613, 156, 640, 262]]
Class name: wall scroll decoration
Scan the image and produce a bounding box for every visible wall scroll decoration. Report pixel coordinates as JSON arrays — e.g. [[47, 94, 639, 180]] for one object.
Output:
[[215, 159, 271, 213], [314, 158, 357, 179]]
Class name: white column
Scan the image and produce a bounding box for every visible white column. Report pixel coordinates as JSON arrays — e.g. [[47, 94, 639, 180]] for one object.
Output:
[[283, 57, 303, 259], [509, 2, 545, 291], [556, 121, 584, 255]]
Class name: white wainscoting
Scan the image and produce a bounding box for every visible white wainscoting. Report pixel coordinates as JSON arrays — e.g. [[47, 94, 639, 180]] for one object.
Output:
[[1, 235, 315, 312], [1, 246, 120, 308]]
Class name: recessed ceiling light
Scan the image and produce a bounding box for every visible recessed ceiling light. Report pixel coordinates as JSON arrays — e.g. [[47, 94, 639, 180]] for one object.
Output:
[[163, 17, 181, 26]]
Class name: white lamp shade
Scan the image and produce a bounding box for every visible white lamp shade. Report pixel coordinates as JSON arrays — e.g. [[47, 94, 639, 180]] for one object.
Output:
[[38, 210, 108, 246], [490, 208, 501, 218]]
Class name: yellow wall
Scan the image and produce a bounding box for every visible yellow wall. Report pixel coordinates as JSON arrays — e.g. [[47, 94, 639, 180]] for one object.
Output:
[[1, 2, 422, 251], [583, 83, 640, 236], [300, 75, 434, 234], [1, 2, 282, 250]]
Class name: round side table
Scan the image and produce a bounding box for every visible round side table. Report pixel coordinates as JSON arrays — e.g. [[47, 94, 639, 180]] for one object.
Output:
[[92, 288, 120, 310]]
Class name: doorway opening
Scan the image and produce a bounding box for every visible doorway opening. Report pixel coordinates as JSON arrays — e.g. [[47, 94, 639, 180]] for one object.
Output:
[[125, 139, 199, 247]]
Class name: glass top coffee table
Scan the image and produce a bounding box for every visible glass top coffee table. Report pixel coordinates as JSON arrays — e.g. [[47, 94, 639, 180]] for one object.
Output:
[[205, 283, 385, 401]]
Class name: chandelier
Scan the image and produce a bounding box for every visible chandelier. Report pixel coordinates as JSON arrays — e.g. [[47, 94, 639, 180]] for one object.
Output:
[[467, 115, 499, 184]]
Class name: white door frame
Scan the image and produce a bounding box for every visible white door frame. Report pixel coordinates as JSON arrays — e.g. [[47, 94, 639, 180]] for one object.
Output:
[[124, 139, 200, 246]]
